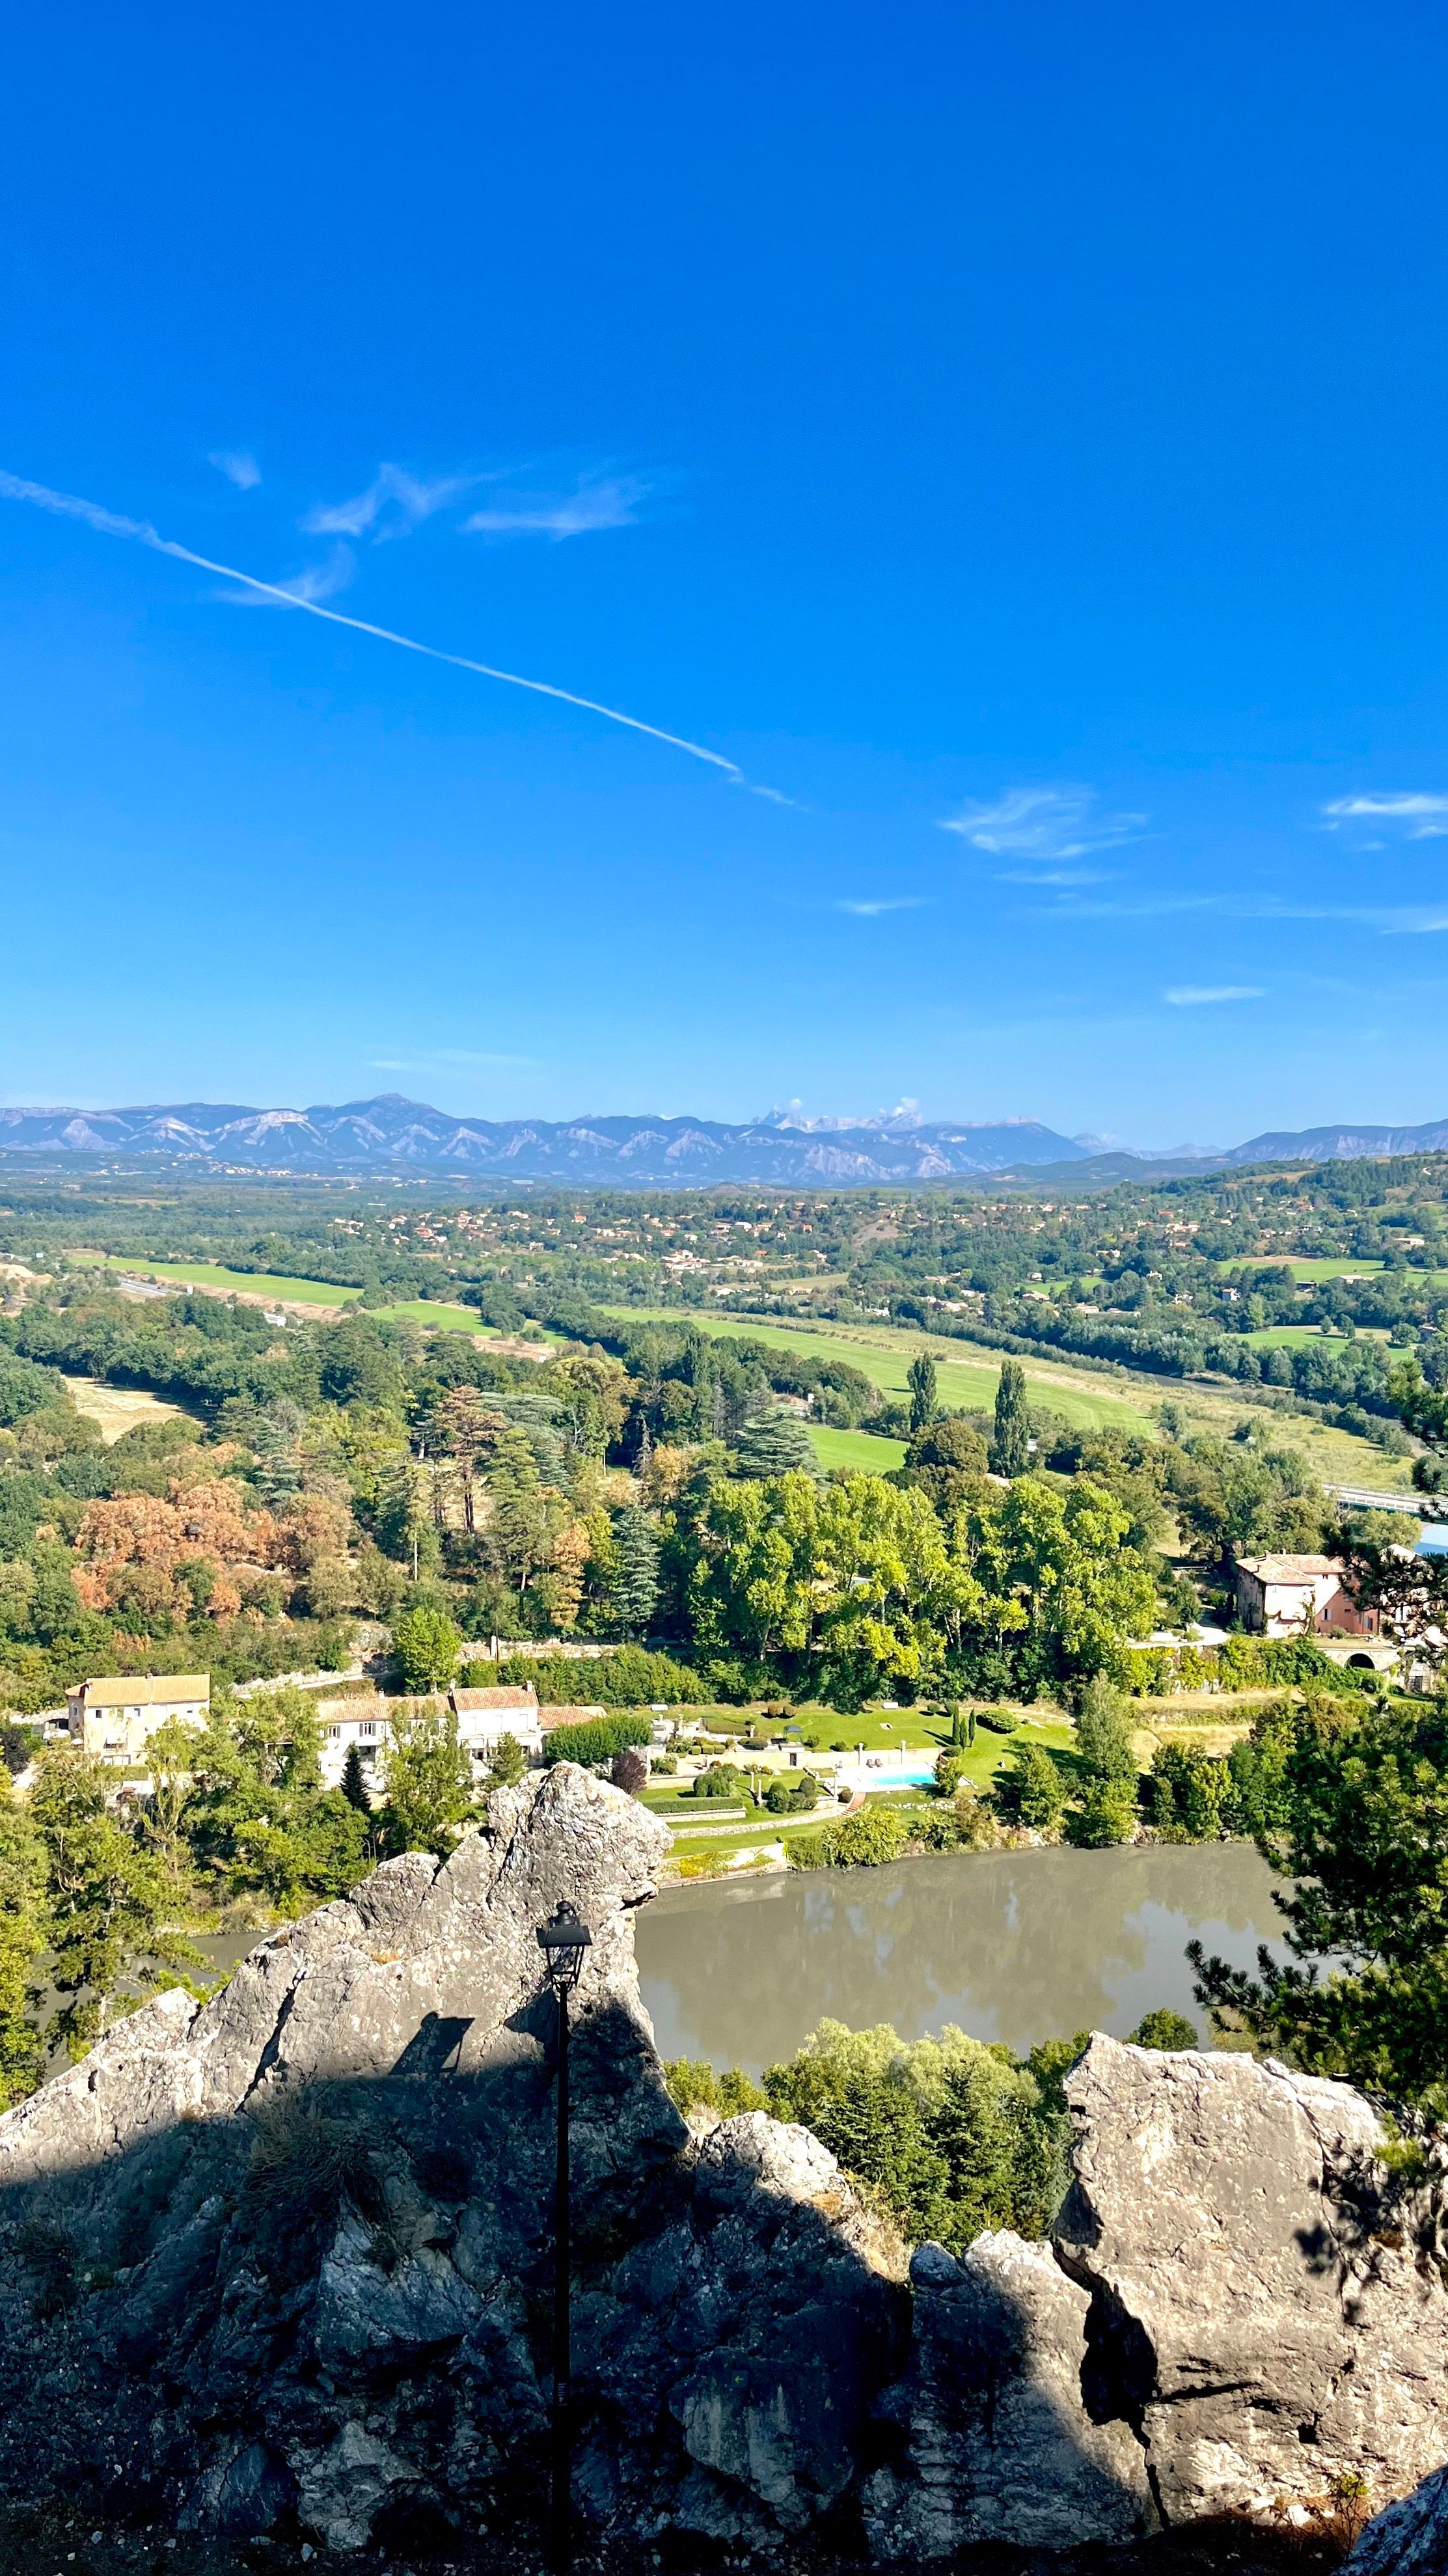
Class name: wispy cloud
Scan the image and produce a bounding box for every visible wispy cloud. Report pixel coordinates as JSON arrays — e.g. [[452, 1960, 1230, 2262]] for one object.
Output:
[[939, 784, 1146, 878], [303, 463, 478, 541], [216, 543, 355, 609], [1164, 985, 1265, 1006], [209, 450, 261, 491], [1323, 791, 1448, 838], [463, 471, 651, 542], [834, 896, 926, 916]]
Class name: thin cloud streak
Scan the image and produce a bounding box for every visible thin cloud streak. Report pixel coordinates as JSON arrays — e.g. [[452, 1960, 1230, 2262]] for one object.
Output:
[[0, 466, 762, 789], [464, 473, 650, 541], [1164, 985, 1265, 1006], [834, 896, 926, 916], [216, 543, 355, 608], [209, 450, 261, 490], [1323, 791, 1448, 838]]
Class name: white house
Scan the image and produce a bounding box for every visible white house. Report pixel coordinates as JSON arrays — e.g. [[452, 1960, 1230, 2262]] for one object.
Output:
[[315, 1693, 390, 1790], [66, 1674, 210, 1762], [449, 1684, 545, 1762]]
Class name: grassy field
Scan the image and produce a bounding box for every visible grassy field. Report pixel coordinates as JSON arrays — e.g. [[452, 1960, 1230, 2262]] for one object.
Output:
[[807, 1423, 908, 1472], [65, 1377, 193, 1442], [83, 1254, 363, 1306], [75, 1256, 545, 1341], [598, 1302, 1416, 1489], [1219, 1255, 1448, 1284], [1244, 1325, 1354, 1350], [599, 1306, 1154, 1433]]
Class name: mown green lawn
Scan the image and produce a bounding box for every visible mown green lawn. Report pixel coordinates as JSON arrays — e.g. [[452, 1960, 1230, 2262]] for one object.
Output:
[[1218, 1255, 1448, 1283], [1243, 1325, 1356, 1349]]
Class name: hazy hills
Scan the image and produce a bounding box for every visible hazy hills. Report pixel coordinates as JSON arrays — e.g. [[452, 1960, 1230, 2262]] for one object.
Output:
[[2, 1096, 1448, 1183]]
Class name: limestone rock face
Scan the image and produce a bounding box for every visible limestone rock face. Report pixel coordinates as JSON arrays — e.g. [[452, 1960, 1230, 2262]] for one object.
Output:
[[5, 1787, 1447, 2564], [863, 2230, 1153, 2557], [1056, 2036, 1448, 2525], [0, 1770, 905, 2556], [1353, 2463, 1448, 2576]]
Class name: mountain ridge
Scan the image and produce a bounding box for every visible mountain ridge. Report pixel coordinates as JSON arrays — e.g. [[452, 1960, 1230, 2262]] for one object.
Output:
[[2, 1095, 1448, 1182]]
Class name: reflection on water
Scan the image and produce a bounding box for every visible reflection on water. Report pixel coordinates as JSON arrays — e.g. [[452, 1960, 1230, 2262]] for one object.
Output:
[[636, 1843, 1291, 2072]]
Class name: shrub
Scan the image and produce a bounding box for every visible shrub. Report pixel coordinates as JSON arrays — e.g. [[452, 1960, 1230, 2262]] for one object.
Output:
[[693, 1761, 748, 1800], [1067, 1776, 1138, 1848], [663, 2057, 768, 2116], [1129, 2008, 1199, 2050], [787, 1805, 912, 1870], [976, 1708, 1021, 1735], [993, 1741, 1066, 1831], [540, 1710, 651, 1768]]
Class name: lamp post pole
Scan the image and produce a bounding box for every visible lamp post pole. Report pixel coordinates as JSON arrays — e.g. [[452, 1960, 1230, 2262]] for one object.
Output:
[[536, 1901, 592, 2576]]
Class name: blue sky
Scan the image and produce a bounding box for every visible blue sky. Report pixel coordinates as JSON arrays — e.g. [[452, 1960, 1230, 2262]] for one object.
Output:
[[5, 1, 1448, 1147]]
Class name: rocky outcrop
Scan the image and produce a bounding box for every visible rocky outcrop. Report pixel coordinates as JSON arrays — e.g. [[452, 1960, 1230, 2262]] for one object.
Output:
[[1353, 2463, 1448, 2575], [0, 1770, 911, 2556], [863, 2230, 1151, 2556], [0, 1774, 1444, 2560], [1056, 2036, 1448, 2526]]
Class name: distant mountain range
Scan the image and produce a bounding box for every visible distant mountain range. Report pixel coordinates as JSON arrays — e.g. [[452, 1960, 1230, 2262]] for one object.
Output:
[[2, 1096, 1448, 1184]]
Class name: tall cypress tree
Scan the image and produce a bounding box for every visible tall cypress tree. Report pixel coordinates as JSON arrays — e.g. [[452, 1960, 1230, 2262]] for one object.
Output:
[[907, 1354, 939, 1432], [990, 1362, 1031, 1477]]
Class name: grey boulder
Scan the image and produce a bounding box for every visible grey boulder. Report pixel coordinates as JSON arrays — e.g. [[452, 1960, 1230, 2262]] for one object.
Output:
[[1056, 2036, 1448, 2525]]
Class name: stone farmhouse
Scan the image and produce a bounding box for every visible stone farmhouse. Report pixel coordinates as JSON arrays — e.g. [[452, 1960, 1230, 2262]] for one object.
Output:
[[1232, 1553, 1379, 1639], [66, 1673, 210, 1762]]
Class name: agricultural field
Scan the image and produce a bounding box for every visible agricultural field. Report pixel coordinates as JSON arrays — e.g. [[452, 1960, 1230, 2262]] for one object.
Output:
[[806, 1424, 908, 1472], [74, 1255, 538, 1341], [601, 1306, 1156, 1434], [64, 1377, 193, 1442], [603, 1302, 1416, 1490]]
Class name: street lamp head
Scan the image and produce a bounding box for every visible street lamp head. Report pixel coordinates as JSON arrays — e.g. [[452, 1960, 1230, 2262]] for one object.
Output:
[[536, 1900, 592, 1995]]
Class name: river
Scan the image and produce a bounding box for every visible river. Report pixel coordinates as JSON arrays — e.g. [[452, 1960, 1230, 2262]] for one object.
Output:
[[635, 1842, 1291, 2072]]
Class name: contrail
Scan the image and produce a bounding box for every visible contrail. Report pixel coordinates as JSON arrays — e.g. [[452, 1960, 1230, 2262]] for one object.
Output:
[[0, 467, 759, 788]]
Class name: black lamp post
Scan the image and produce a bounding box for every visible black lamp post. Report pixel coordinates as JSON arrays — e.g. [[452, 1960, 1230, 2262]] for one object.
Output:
[[535, 1900, 592, 2575]]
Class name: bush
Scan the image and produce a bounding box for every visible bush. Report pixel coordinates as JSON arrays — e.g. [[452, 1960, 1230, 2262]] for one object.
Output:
[[1067, 1775, 1138, 1847], [663, 2057, 768, 2116], [993, 1741, 1066, 1831], [976, 1708, 1021, 1735], [1129, 2008, 1200, 2050], [611, 1746, 649, 1794], [693, 1762, 748, 1800], [539, 1710, 651, 1768], [787, 1805, 911, 1870]]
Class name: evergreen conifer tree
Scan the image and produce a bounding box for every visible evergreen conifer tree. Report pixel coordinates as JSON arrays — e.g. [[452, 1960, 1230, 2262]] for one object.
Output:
[[990, 1362, 1031, 1477], [610, 1505, 661, 1637], [729, 1399, 819, 1479], [340, 1744, 371, 1811]]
